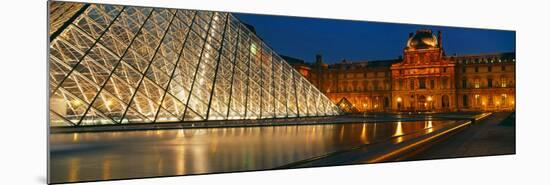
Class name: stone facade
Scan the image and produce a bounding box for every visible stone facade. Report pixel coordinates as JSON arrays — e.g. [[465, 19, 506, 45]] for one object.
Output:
[[296, 29, 515, 112]]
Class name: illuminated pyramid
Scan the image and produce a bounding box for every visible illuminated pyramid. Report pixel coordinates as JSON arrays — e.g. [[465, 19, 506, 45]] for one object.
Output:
[[49, 2, 341, 126], [336, 98, 358, 113]]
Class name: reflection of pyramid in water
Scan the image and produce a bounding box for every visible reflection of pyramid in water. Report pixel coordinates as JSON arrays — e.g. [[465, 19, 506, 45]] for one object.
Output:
[[49, 2, 341, 126]]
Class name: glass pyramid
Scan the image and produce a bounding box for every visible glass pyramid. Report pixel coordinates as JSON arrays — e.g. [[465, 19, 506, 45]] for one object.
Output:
[[49, 1, 341, 126]]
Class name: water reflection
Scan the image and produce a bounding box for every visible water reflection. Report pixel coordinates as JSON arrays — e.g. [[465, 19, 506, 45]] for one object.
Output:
[[50, 121, 453, 183], [425, 121, 434, 132], [394, 121, 404, 143]]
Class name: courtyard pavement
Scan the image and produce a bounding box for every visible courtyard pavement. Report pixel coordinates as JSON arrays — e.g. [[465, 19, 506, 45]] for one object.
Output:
[[409, 112, 515, 160]]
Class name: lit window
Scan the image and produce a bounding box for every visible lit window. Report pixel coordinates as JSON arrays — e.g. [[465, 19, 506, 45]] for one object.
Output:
[[501, 77, 507, 87], [475, 79, 480, 88]]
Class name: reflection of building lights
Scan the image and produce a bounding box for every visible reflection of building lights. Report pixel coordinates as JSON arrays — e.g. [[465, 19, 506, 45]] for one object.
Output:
[[394, 121, 404, 143], [72, 133, 79, 142]]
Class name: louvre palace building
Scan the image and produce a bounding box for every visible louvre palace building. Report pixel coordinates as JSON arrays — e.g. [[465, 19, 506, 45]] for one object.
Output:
[[294, 29, 515, 112]]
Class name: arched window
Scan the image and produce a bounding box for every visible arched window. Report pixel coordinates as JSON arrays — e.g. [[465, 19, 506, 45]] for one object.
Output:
[[384, 97, 390, 108]]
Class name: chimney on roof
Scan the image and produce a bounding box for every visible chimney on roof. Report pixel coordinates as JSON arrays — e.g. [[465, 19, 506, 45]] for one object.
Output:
[[315, 54, 323, 64]]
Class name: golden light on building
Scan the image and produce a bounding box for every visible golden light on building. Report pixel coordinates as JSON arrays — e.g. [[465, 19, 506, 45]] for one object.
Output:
[[299, 29, 515, 113]]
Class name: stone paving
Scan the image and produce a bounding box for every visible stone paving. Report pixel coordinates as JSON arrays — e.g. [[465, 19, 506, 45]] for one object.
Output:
[[409, 112, 515, 160]]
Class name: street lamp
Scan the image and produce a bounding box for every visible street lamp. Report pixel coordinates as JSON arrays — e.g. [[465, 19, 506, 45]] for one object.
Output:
[[397, 97, 402, 111]]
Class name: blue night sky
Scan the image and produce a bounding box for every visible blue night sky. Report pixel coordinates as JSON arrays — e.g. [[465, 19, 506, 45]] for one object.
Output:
[[234, 13, 516, 64]]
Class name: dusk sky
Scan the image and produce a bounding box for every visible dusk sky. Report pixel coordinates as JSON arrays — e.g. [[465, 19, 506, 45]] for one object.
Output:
[[235, 13, 516, 64]]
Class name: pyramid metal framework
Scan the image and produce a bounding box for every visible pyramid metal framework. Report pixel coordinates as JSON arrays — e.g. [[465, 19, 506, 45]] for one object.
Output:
[[49, 2, 341, 126]]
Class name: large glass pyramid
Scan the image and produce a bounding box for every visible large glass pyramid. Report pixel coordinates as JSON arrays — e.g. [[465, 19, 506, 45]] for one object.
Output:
[[49, 2, 341, 127]]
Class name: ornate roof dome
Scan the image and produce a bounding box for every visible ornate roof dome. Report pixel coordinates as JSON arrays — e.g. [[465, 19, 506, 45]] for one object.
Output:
[[406, 29, 438, 49]]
